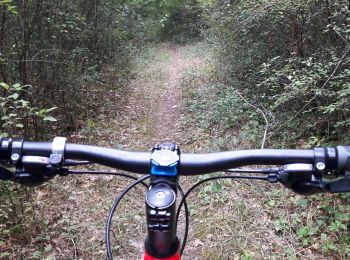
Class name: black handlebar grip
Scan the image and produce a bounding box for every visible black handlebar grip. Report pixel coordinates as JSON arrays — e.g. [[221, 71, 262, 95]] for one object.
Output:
[[336, 146, 350, 172]]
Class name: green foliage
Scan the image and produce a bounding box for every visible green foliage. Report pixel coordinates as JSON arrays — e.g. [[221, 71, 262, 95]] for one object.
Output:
[[0, 182, 40, 255], [182, 81, 266, 149], [0, 0, 203, 138], [257, 49, 350, 145], [267, 191, 350, 258], [0, 0, 150, 137], [0, 0, 17, 14], [200, 0, 350, 146], [160, 0, 203, 43], [0, 83, 56, 138], [124, 0, 202, 43]]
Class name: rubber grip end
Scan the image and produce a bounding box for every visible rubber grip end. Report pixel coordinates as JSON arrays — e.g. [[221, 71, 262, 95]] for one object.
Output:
[[336, 146, 350, 171]]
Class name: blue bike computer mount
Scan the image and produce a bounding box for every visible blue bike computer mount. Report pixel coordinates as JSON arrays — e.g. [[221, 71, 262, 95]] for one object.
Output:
[[150, 143, 180, 177]]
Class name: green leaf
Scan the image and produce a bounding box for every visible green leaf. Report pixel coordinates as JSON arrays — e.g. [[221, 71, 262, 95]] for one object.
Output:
[[1, 116, 9, 120], [1, 252, 10, 257], [32, 251, 41, 258], [21, 84, 31, 89], [19, 99, 29, 107], [43, 116, 57, 122], [267, 200, 276, 208], [45, 107, 58, 113], [8, 93, 19, 100], [284, 247, 294, 256], [297, 227, 309, 237], [12, 83, 21, 90], [298, 198, 308, 208], [38, 108, 46, 115], [0, 82, 9, 91], [243, 255, 252, 260], [15, 123, 24, 128], [116, 144, 124, 149], [44, 244, 53, 253], [211, 181, 222, 193]]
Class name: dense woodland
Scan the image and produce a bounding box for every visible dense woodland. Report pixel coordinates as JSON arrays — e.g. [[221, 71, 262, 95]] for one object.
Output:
[[0, 0, 350, 258], [202, 0, 350, 148]]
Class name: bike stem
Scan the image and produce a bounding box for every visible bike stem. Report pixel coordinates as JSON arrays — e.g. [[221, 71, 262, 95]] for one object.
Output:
[[144, 143, 181, 260], [144, 176, 180, 259]]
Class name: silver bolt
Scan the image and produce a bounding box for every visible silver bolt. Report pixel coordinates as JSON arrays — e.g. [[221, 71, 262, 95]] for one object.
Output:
[[11, 153, 20, 161], [156, 191, 165, 199], [316, 162, 326, 171]]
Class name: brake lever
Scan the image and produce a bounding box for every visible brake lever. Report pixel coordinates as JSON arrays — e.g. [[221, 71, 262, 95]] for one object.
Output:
[[291, 177, 350, 195], [277, 164, 350, 195], [277, 164, 315, 188], [4, 154, 78, 186], [13, 156, 59, 186], [276, 163, 323, 195], [324, 173, 350, 193]]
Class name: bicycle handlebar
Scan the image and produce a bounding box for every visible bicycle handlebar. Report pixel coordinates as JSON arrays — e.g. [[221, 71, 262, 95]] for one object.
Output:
[[2, 137, 350, 260], [180, 150, 317, 174], [1, 138, 349, 175]]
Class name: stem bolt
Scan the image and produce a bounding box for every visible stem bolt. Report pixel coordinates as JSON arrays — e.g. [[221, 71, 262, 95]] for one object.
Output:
[[316, 162, 326, 171], [11, 153, 20, 162], [156, 191, 165, 199]]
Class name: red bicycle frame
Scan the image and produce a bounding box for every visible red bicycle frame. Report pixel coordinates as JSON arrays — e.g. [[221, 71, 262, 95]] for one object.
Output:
[[144, 249, 180, 260]]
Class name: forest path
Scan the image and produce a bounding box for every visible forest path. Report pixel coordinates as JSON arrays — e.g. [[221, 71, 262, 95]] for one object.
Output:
[[125, 44, 184, 146], [154, 45, 182, 141], [94, 43, 208, 259]]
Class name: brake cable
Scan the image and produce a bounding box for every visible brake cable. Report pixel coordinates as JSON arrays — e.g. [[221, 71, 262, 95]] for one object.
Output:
[[224, 167, 279, 174], [101, 173, 189, 260], [177, 184, 189, 256], [106, 175, 150, 260], [67, 170, 149, 188]]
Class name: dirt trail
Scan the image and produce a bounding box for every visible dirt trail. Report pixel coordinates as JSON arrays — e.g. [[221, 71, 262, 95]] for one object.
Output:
[[155, 46, 182, 141], [121, 44, 190, 148], [75, 44, 198, 259]]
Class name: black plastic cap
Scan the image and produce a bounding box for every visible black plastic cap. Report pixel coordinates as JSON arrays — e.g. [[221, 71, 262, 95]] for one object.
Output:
[[146, 183, 176, 209]]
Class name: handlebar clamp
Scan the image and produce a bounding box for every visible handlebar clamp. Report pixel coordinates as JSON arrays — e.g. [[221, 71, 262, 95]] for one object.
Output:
[[49, 137, 66, 166], [150, 142, 180, 177], [314, 147, 328, 177], [10, 139, 23, 165]]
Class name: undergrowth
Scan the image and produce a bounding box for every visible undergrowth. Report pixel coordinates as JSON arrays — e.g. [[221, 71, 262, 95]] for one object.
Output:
[[180, 43, 350, 259]]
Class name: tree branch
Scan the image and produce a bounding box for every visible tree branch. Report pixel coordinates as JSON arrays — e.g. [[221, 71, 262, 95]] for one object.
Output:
[[234, 90, 270, 149]]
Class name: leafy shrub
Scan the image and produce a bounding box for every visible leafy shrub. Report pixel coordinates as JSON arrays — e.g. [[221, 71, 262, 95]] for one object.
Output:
[[200, 0, 350, 146], [0, 82, 57, 138]]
